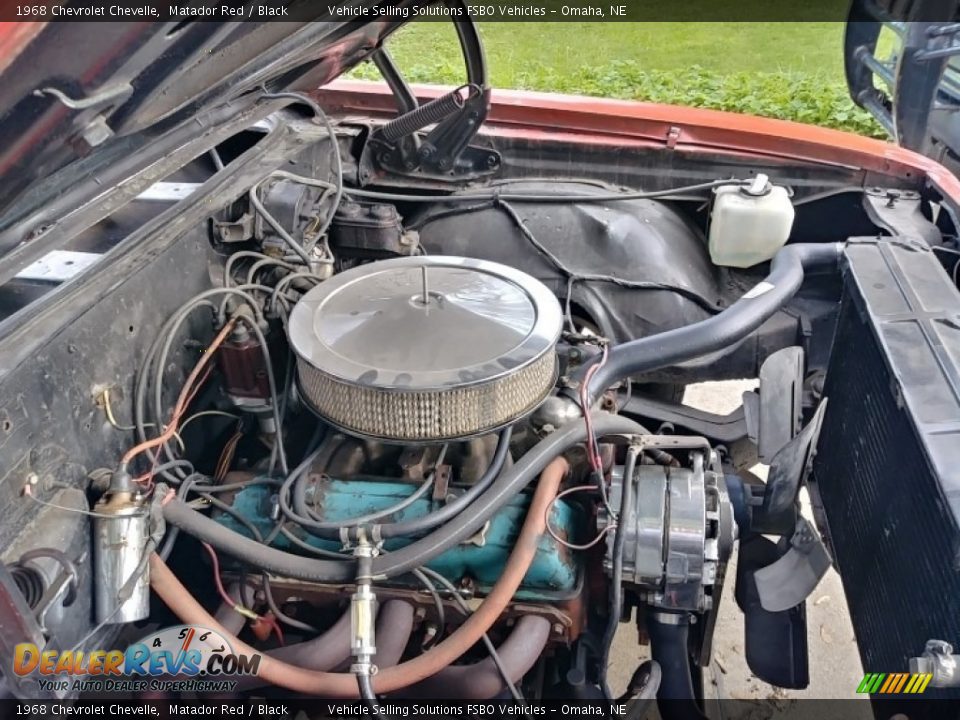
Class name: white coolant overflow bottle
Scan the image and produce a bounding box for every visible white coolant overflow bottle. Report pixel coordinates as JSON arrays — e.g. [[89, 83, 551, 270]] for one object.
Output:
[[708, 174, 795, 268]]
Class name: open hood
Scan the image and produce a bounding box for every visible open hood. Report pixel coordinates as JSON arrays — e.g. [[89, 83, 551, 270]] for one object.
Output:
[[845, 0, 960, 173], [0, 8, 414, 226]]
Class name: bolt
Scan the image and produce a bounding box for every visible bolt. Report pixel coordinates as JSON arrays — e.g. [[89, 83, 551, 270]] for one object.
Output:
[[552, 622, 565, 635], [458, 577, 475, 599], [79, 115, 113, 149], [421, 623, 438, 650]]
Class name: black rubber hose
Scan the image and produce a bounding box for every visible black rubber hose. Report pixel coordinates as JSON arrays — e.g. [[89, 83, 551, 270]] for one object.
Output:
[[286, 429, 509, 541], [357, 674, 385, 718], [161, 413, 650, 582], [576, 242, 843, 405], [647, 614, 707, 720], [357, 673, 376, 700], [284, 440, 450, 540], [620, 660, 662, 720], [375, 426, 511, 538], [600, 445, 639, 700]]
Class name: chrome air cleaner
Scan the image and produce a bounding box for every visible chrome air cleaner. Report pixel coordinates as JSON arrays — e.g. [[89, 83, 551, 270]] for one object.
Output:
[[288, 256, 563, 442]]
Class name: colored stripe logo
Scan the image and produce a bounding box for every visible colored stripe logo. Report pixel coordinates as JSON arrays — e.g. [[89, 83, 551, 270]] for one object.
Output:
[[857, 672, 933, 694]]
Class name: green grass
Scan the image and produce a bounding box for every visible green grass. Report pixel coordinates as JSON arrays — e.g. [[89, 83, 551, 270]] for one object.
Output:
[[349, 22, 887, 137]]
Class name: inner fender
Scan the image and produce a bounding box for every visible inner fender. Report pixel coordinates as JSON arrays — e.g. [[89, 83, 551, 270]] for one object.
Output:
[[413, 181, 721, 354]]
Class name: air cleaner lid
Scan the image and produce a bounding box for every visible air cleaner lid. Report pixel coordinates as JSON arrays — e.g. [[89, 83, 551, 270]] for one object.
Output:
[[288, 256, 563, 391]]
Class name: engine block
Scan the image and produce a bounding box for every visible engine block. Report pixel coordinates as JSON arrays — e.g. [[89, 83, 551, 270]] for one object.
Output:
[[212, 476, 583, 601]]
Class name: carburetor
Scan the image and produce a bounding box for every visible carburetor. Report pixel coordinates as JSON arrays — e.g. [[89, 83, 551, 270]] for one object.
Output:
[[601, 437, 735, 612]]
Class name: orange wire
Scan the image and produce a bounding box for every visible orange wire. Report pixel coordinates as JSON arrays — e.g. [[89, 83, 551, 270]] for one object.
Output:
[[214, 431, 243, 482], [132, 365, 217, 487], [182, 365, 214, 411], [121, 318, 238, 470]]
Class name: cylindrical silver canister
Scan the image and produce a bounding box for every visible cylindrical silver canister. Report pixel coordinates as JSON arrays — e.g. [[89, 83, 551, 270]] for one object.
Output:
[[92, 492, 150, 624]]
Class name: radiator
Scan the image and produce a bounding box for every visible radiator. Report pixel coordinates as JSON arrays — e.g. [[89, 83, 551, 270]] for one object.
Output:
[[813, 238, 960, 697]]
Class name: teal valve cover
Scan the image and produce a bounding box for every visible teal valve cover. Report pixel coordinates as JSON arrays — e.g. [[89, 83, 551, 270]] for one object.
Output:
[[213, 478, 582, 600]]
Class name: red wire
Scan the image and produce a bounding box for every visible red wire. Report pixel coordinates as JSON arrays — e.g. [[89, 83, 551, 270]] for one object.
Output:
[[201, 542, 237, 609], [267, 616, 285, 645], [202, 542, 285, 645], [580, 342, 608, 472]]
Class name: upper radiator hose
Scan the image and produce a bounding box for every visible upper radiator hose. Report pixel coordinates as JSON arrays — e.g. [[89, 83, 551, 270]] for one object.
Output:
[[576, 242, 843, 404]]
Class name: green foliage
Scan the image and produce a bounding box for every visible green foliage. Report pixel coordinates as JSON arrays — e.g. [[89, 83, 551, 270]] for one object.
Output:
[[346, 22, 887, 139], [351, 60, 884, 138]]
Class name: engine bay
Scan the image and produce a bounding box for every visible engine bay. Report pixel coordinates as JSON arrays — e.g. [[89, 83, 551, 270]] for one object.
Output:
[[2, 71, 960, 715]]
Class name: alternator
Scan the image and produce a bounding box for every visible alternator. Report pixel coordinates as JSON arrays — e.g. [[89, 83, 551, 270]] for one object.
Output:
[[602, 443, 734, 612]]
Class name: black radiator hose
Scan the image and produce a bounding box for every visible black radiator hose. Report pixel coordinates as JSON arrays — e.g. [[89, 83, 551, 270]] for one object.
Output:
[[576, 242, 843, 405], [647, 613, 707, 720], [161, 413, 650, 583]]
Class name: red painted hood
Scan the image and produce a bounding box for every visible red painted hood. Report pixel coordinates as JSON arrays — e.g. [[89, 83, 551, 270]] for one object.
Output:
[[320, 79, 960, 205]]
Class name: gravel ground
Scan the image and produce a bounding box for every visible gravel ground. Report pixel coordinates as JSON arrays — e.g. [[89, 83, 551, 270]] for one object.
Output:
[[606, 381, 870, 717]]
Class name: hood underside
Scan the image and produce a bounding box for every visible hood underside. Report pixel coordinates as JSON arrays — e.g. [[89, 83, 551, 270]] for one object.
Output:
[[6, 5, 960, 247], [0, 7, 423, 221]]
